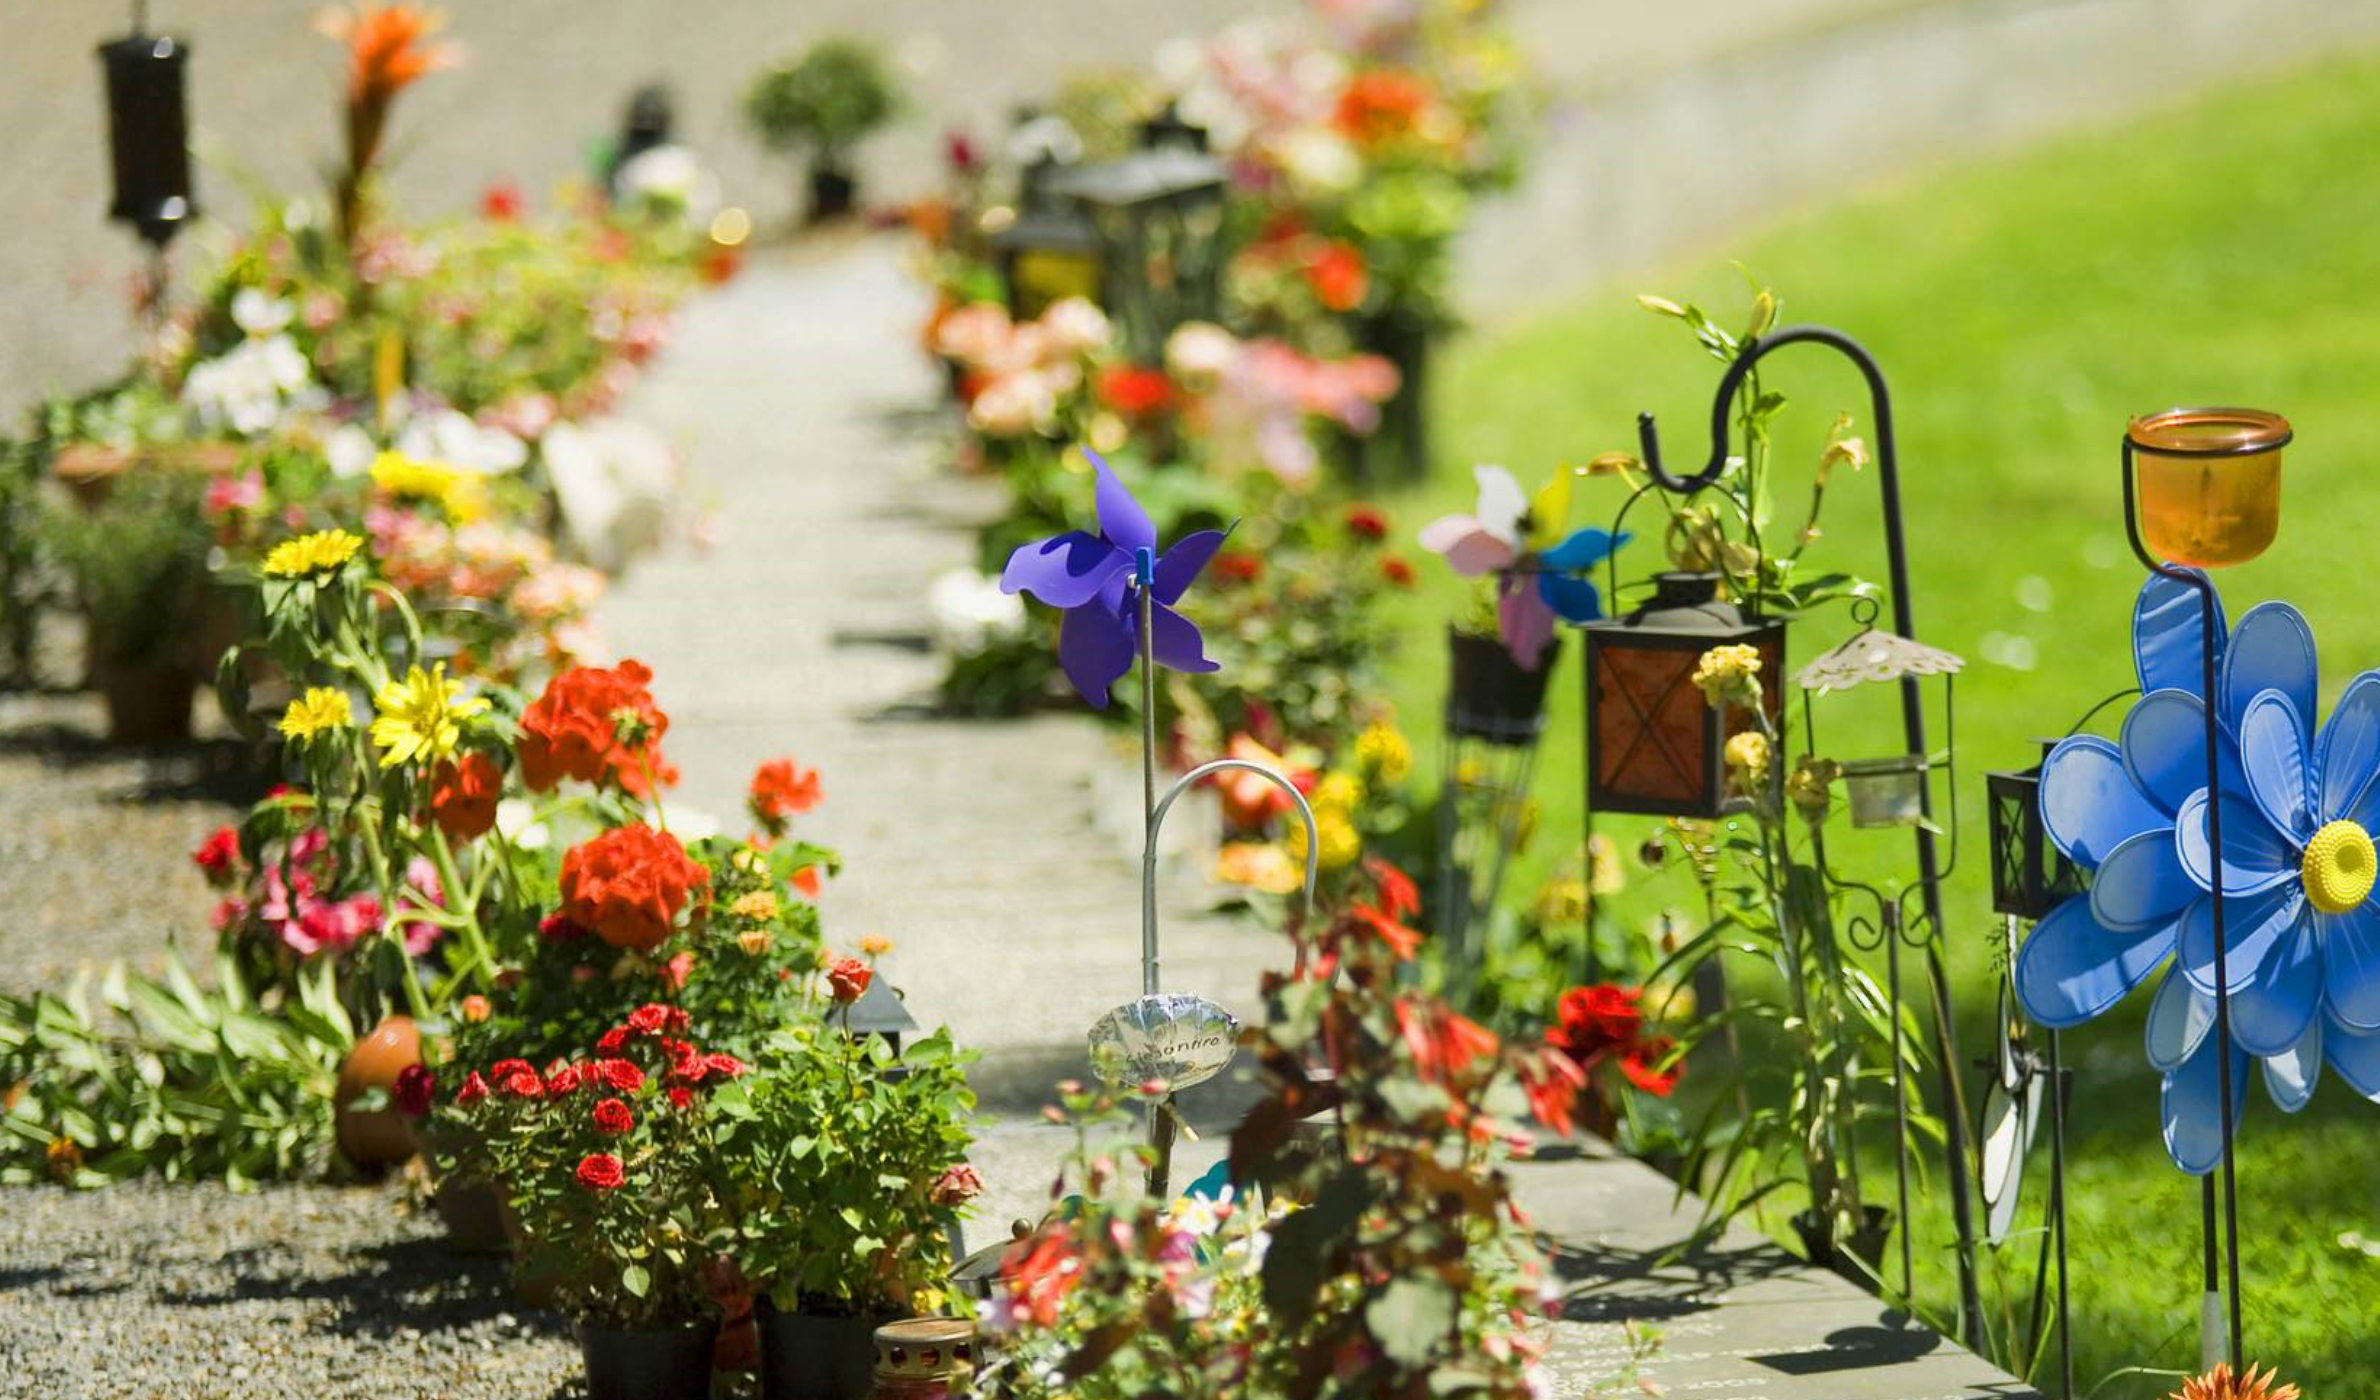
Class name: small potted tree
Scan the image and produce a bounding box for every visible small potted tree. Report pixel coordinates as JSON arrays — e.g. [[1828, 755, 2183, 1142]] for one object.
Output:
[[742, 37, 902, 225], [717, 963, 980, 1400]]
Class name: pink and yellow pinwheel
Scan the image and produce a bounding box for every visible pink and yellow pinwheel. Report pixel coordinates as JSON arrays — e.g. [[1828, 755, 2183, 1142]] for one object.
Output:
[[1418, 465, 1629, 670]]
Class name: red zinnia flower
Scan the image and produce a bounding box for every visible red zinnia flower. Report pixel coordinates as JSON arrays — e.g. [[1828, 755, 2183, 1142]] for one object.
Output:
[[559, 823, 708, 951], [392, 1064, 435, 1117], [1095, 365, 1176, 418], [192, 827, 240, 885], [517, 661, 678, 798], [429, 752, 502, 840], [591, 1097, 634, 1135], [576, 1152, 626, 1191], [826, 956, 873, 1004], [596, 1058, 644, 1094], [748, 758, 822, 835], [453, 1070, 490, 1106], [1305, 243, 1370, 313]]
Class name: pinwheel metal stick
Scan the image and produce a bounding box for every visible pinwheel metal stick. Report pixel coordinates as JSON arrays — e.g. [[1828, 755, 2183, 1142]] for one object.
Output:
[[1634, 324, 1984, 1345], [2119, 430, 2271, 1369]]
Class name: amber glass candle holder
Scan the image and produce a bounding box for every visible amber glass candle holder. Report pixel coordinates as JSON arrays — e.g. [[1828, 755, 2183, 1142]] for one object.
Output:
[[2127, 407, 2290, 568]]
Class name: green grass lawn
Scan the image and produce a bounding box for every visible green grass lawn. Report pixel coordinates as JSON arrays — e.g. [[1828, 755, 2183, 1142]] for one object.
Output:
[[1383, 47, 2380, 1397]]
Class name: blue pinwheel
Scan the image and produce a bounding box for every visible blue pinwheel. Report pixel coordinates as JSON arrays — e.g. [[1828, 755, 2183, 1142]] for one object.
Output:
[[999, 450, 1226, 709], [2017, 572, 2380, 1173]]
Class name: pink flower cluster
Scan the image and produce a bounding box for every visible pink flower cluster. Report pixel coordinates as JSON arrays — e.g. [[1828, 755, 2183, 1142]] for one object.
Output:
[[197, 822, 446, 960]]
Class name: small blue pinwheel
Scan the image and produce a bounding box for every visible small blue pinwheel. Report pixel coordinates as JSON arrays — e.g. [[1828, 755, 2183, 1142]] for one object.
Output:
[[999, 450, 1226, 708], [2017, 571, 2380, 1174], [1417, 465, 1629, 670]]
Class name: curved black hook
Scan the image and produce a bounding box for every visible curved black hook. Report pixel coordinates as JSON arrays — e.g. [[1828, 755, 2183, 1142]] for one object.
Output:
[[1637, 324, 1897, 495]]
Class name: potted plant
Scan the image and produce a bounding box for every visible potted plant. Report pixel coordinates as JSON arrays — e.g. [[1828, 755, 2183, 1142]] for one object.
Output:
[[41, 465, 216, 742], [1445, 588, 1558, 743], [716, 961, 980, 1400], [742, 37, 902, 224], [458, 1012, 750, 1400]]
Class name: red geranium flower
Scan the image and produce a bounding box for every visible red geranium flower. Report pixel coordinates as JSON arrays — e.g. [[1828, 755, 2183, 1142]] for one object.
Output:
[[591, 1097, 634, 1135], [429, 752, 501, 840], [559, 823, 708, 951], [1305, 243, 1369, 313], [748, 758, 822, 835], [392, 1064, 435, 1117], [518, 661, 679, 798], [1095, 365, 1176, 418], [1343, 503, 1390, 541], [826, 956, 873, 1004], [576, 1152, 626, 1191], [453, 1070, 490, 1107], [596, 1058, 644, 1094], [192, 827, 240, 885]]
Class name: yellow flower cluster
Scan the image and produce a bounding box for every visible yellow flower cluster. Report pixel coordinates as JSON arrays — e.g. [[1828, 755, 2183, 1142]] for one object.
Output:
[[730, 890, 781, 922], [370, 450, 487, 523], [370, 663, 489, 769], [1691, 644, 1763, 708], [1787, 756, 1840, 821], [1724, 730, 1771, 787], [278, 686, 354, 742], [262, 529, 364, 579], [1354, 720, 1412, 783]]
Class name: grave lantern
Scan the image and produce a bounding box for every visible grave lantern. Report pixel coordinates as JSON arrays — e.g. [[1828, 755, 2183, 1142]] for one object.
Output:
[[1793, 606, 1964, 830], [1987, 740, 2086, 920], [97, 26, 196, 248], [841, 976, 919, 1056], [1583, 571, 1783, 818], [988, 155, 1104, 320], [1048, 135, 1228, 361], [1139, 101, 1209, 153]]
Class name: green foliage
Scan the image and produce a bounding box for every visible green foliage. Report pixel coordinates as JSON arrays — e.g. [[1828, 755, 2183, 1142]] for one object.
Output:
[[714, 1025, 977, 1315], [0, 950, 354, 1187], [0, 434, 57, 685], [742, 38, 902, 167], [38, 456, 213, 671]]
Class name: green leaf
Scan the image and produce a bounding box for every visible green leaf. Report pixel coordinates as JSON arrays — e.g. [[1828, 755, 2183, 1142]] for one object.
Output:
[[621, 1263, 650, 1298], [1367, 1277, 1457, 1368]]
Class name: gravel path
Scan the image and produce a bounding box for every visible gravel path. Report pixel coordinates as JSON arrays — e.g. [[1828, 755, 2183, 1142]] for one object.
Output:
[[0, 692, 251, 992]]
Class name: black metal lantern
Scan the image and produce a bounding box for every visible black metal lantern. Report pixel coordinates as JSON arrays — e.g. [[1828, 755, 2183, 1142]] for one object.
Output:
[[988, 155, 1105, 320], [1048, 137, 1228, 361], [1583, 572, 1784, 817], [97, 28, 196, 247], [841, 975, 920, 1056], [1988, 741, 2088, 920], [1139, 101, 1210, 153]]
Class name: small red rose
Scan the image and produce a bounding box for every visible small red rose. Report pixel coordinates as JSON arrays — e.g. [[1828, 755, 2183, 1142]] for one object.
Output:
[[826, 956, 873, 1004], [576, 1152, 626, 1191], [392, 1064, 435, 1117], [596, 1058, 644, 1094], [453, 1071, 490, 1107], [591, 1097, 634, 1135]]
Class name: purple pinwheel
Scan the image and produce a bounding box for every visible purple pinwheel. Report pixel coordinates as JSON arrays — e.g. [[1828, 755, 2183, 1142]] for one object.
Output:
[[1000, 450, 1227, 708]]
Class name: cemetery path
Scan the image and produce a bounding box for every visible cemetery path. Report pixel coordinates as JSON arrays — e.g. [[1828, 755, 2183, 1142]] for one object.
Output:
[[606, 236, 1275, 1120]]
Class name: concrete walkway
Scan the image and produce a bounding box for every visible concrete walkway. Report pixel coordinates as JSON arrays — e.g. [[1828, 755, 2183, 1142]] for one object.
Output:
[[605, 236, 1273, 1114]]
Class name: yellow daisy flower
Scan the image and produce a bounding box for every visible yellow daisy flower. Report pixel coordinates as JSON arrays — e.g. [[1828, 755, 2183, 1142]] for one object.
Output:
[[370, 450, 487, 523], [262, 529, 365, 579], [369, 663, 489, 769], [278, 687, 354, 742]]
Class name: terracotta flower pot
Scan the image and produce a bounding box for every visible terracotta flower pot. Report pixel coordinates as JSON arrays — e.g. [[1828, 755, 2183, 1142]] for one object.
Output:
[[431, 1172, 512, 1256], [578, 1317, 719, 1400], [758, 1300, 880, 1400], [334, 1014, 421, 1171]]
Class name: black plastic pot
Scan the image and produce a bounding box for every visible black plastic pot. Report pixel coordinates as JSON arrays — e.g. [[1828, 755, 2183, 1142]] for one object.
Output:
[[1791, 1204, 1894, 1283], [577, 1318, 719, 1400], [807, 166, 857, 223], [1352, 310, 1431, 482], [1445, 627, 1560, 744], [758, 1300, 878, 1400]]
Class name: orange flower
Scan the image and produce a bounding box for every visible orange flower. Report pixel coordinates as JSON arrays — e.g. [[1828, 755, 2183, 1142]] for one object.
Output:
[[1395, 999, 1499, 1085], [519, 661, 678, 798], [559, 823, 708, 951], [1519, 1048, 1587, 1136], [429, 752, 501, 840], [1349, 903, 1422, 962], [748, 758, 822, 836], [790, 865, 821, 898], [325, 4, 461, 108], [826, 956, 873, 1003], [2170, 1364, 2300, 1400], [1332, 69, 1433, 147], [1304, 242, 1369, 313], [999, 1227, 1083, 1328]]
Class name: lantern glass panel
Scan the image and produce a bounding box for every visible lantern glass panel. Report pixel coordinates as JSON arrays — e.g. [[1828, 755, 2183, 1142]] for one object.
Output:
[[1841, 756, 1927, 829], [1585, 572, 1784, 818], [2128, 407, 2288, 568], [1987, 748, 2087, 919]]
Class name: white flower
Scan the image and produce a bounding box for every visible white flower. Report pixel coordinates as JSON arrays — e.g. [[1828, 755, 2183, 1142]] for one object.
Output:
[[1275, 127, 1360, 196], [932, 303, 1012, 368], [324, 423, 379, 479], [615, 144, 719, 223], [181, 334, 315, 437], [230, 288, 294, 337], [1166, 1185, 1234, 1238], [927, 568, 1027, 657], [967, 372, 1058, 438], [655, 804, 720, 843], [495, 799, 549, 851], [1036, 298, 1111, 358], [1164, 322, 1239, 385], [541, 417, 678, 571], [396, 408, 527, 476]]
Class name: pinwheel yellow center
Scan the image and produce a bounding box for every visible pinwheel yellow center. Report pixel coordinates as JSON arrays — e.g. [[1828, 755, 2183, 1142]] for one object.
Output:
[[2302, 820, 2376, 914]]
